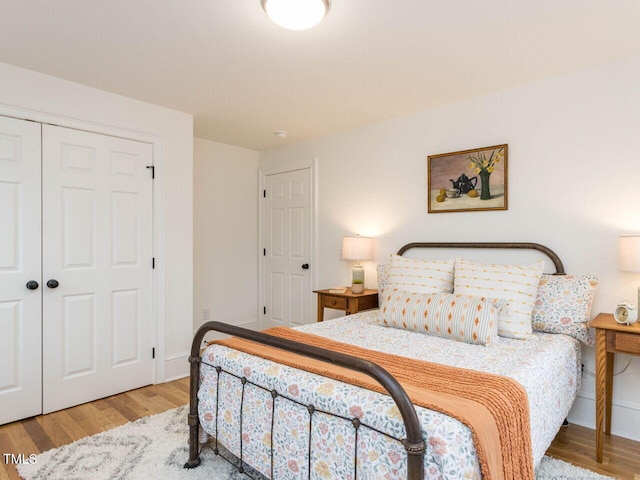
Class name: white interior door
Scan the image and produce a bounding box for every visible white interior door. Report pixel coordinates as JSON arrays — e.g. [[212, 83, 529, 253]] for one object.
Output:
[[264, 168, 312, 328], [42, 125, 154, 413], [0, 116, 42, 425]]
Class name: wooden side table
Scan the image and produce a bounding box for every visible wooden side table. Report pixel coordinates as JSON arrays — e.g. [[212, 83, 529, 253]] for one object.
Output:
[[313, 288, 379, 322], [589, 312, 640, 462]]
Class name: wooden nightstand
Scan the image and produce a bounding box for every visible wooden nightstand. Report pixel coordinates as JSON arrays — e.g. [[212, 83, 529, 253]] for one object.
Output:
[[313, 288, 379, 322], [589, 312, 640, 462]]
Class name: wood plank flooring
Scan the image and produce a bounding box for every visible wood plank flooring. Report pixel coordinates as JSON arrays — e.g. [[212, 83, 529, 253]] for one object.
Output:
[[0, 378, 189, 480], [1, 377, 639, 479]]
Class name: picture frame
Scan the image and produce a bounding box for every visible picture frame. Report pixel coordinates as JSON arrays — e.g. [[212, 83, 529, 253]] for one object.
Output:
[[427, 144, 508, 213]]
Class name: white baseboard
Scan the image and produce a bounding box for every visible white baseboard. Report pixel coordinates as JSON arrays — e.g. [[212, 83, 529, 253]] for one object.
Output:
[[568, 393, 640, 442], [163, 352, 189, 382]]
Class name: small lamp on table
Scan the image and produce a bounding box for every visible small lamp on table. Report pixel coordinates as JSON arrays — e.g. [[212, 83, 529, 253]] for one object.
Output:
[[342, 235, 374, 294]]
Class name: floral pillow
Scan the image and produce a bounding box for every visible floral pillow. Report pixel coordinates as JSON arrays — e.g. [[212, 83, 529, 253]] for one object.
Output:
[[531, 274, 598, 345], [379, 289, 503, 346], [376, 263, 390, 295]]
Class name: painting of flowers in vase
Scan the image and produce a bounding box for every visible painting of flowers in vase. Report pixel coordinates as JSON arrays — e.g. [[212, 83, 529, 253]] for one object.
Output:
[[427, 144, 508, 213]]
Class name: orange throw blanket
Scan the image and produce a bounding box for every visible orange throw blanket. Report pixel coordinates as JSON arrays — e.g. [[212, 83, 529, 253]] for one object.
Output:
[[216, 327, 533, 480]]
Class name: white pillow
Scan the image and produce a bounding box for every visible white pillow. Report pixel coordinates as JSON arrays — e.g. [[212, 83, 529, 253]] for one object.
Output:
[[379, 290, 501, 345], [387, 254, 454, 294], [454, 258, 545, 339]]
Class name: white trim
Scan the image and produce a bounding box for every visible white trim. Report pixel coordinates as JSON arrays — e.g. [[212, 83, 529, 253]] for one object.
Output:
[[0, 102, 167, 384], [151, 140, 167, 384], [576, 391, 640, 413], [164, 352, 189, 382], [569, 393, 640, 442], [258, 158, 318, 329]]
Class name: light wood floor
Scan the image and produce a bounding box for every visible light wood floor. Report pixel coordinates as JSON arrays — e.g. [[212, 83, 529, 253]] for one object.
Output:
[[1, 377, 639, 480]]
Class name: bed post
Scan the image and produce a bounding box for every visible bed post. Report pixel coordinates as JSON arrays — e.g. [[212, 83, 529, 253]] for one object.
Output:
[[184, 324, 211, 468]]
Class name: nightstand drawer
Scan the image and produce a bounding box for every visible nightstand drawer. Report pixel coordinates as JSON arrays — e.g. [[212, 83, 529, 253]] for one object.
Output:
[[358, 294, 379, 311], [615, 332, 640, 354], [322, 296, 348, 310]]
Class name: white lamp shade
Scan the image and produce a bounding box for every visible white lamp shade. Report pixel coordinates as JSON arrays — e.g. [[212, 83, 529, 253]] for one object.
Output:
[[619, 234, 640, 272], [342, 236, 374, 261], [263, 0, 330, 31]]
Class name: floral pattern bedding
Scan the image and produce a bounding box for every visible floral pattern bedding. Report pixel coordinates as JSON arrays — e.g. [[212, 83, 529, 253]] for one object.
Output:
[[198, 310, 581, 479]]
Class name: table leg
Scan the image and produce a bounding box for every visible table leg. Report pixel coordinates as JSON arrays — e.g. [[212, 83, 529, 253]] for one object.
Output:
[[605, 351, 614, 435], [594, 328, 606, 462], [346, 298, 357, 316], [317, 297, 324, 322]]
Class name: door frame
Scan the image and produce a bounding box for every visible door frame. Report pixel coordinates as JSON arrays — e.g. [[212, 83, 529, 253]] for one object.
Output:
[[258, 159, 318, 329], [0, 104, 167, 384]]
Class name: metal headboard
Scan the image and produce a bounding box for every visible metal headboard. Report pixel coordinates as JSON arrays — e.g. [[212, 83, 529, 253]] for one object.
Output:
[[397, 242, 565, 275]]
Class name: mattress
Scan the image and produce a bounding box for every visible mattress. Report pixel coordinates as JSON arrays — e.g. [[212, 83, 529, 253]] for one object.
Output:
[[198, 309, 581, 479]]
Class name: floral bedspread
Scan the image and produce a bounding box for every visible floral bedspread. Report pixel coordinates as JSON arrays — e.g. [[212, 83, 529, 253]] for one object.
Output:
[[198, 310, 581, 479]]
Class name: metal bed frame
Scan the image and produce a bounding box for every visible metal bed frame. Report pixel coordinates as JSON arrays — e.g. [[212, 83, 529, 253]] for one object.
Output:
[[185, 242, 564, 479]]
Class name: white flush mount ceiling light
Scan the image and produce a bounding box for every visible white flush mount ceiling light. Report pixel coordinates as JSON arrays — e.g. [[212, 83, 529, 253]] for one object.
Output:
[[262, 0, 331, 31]]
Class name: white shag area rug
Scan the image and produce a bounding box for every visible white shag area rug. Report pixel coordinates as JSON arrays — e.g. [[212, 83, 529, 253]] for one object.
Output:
[[17, 405, 616, 480]]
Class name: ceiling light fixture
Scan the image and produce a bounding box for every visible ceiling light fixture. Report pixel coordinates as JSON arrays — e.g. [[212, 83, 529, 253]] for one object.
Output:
[[262, 0, 331, 31]]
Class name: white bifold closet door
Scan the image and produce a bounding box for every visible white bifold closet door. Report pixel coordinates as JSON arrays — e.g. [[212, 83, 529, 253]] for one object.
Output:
[[0, 116, 42, 425], [0, 117, 154, 424], [41, 125, 154, 414]]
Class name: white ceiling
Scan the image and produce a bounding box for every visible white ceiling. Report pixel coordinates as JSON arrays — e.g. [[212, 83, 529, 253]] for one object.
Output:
[[1, 1, 640, 151]]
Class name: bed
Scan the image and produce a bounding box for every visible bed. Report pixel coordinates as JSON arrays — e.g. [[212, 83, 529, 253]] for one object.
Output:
[[185, 242, 597, 480]]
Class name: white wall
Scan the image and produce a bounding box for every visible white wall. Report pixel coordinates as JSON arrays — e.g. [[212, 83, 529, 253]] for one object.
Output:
[[0, 62, 194, 382], [260, 55, 640, 440], [194, 138, 259, 341]]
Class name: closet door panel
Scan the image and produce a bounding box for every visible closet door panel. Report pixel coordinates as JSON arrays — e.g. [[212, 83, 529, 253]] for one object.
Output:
[[0, 116, 42, 425], [42, 125, 154, 414]]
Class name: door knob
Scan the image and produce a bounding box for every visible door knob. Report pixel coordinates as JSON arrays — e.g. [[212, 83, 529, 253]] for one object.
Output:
[[47, 279, 59, 289], [26, 280, 39, 290], [301, 264, 309, 270]]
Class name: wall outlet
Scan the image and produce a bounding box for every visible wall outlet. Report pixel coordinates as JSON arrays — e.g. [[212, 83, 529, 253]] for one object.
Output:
[[202, 309, 210, 321]]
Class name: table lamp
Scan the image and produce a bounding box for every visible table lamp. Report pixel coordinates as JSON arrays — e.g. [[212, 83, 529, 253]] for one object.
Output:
[[342, 235, 374, 294], [619, 234, 640, 309]]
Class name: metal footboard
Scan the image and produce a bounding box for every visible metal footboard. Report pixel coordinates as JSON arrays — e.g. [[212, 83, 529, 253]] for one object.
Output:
[[184, 321, 425, 480]]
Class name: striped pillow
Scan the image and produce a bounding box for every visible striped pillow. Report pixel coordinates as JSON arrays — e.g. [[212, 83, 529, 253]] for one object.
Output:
[[454, 258, 545, 339], [379, 290, 501, 345], [387, 254, 454, 294]]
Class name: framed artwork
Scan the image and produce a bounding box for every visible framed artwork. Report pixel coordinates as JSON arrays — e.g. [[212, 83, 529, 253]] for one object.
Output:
[[427, 144, 508, 213]]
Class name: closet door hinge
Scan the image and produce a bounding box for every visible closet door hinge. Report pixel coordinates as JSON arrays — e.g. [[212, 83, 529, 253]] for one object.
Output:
[[263, 248, 266, 256], [263, 189, 266, 198], [146, 165, 155, 179], [152, 347, 155, 359], [152, 257, 155, 269], [263, 307, 266, 315]]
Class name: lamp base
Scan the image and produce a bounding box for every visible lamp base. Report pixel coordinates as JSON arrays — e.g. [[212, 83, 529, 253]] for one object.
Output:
[[351, 264, 365, 294], [352, 264, 364, 283]]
